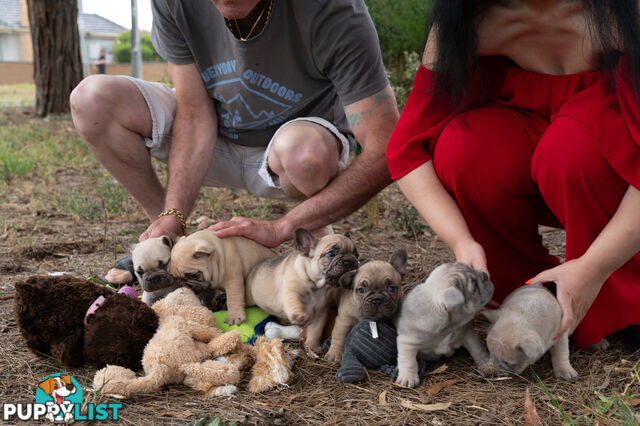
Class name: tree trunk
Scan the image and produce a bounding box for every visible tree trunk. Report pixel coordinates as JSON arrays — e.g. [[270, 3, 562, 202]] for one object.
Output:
[[27, 0, 83, 117]]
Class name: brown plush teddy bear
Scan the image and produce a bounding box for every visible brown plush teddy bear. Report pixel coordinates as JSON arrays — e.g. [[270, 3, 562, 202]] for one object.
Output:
[[13, 275, 158, 370], [93, 287, 254, 397]]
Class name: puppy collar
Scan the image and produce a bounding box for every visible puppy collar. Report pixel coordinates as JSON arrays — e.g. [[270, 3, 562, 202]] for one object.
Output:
[[84, 286, 138, 325]]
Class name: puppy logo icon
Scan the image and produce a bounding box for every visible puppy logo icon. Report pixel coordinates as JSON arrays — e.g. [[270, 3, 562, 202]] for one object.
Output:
[[35, 374, 82, 423], [2, 373, 121, 422]]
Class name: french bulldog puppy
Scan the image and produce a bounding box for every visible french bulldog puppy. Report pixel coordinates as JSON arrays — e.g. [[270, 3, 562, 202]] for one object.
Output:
[[131, 236, 175, 306], [325, 249, 407, 362], [169, 230, 275, 325], [481, 283, 578, 380], [395, 262, 494, 388], [245, 228, 359, 353]]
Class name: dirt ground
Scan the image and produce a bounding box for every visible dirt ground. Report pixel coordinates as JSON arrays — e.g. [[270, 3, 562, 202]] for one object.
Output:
[[1, 109, 639, 425]]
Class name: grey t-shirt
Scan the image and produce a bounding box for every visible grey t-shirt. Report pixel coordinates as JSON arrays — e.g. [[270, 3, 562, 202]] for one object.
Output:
[[151, 0, 388, 147]]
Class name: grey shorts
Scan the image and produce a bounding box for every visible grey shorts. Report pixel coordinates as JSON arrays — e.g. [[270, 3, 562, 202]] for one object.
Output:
[[121, 76, 351, 201]]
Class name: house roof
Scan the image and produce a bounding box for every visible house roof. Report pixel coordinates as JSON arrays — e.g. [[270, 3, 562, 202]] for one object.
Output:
[[0, 0, 126, 34], [78, 13, 126, 34]]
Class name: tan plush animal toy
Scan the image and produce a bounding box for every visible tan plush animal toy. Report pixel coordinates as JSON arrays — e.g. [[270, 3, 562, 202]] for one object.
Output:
[[93, 287, 252, 397]]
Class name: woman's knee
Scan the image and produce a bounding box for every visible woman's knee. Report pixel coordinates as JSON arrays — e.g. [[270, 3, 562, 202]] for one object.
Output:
[[433, 107, 536, 198], [532, 117, 614, 190]]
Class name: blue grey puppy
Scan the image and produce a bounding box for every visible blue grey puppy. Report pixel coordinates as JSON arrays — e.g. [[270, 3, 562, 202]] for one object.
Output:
[[395, 262, 494, 388]]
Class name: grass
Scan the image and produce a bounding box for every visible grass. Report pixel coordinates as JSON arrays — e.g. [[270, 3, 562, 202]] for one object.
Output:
[[0, 108, 130, 220], [533, 359, 640, 425], [0, 83, 35, 107]]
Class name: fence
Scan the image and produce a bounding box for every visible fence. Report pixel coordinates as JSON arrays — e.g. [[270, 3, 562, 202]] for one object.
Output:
[[0, 62, 170, 85]]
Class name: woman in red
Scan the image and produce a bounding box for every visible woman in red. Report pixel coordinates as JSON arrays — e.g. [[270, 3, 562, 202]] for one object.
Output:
[[386, 0, 640, 349]]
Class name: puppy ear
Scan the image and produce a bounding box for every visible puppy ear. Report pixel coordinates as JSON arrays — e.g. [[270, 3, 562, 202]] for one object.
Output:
[[192, 241, 215, 259], [389, 249, 407, 277], [294, 228, 317, 256], [480, 308, 500, 323], [38, 378, 54, 395], [162, 235, 174, 249], [343, 230, 351, 239], [517, 334, 545, 360], [339, 269, 357, 289], [441, 287, 465, 311]]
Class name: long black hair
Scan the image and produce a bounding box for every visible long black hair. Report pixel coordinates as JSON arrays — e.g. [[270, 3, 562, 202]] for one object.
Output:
[[430, 0, 640, 109]]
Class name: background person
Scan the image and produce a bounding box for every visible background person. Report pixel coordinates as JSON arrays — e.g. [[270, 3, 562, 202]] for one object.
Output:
[[386, 0, 640, 349], [93, 48, 106, 75]]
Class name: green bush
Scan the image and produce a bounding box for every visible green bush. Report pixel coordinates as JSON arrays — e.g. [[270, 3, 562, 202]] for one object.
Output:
[[365, 0, 433, 67], [113, 31, 163, 63], [365, 0, 433, 109]]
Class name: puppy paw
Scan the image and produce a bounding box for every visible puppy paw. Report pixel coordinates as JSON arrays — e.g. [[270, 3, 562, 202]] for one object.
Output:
[[553, 364, 578, 381], [289, 312, 308, 326], [395, 372, 420, 388], [324, 349, 342, 363], [477, 361, 500, 377], [590, 338, 610, 352], [305, 342, 323, 354], [225, 309, 246, 325]]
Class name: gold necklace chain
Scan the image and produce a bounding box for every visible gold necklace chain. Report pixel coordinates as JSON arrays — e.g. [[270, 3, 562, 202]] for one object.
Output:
[[227, 0, 273, 42]]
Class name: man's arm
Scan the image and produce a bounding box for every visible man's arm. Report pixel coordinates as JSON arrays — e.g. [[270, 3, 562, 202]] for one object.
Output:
[[140, 62, 218, 240], [210, 85, 399, 247]]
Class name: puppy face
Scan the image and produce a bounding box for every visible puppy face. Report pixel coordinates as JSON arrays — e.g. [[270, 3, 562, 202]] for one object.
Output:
[[131, 236, 173, 291], [426, 262, 494, 323], [169, 232, 221, 283], [38, 375, 76, 403], [294, 229, 359, 285], [486, 329, 545, 374], [342, 249, 407, 319]]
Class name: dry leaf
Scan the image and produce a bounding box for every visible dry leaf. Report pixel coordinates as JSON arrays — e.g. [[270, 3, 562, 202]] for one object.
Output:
[[626, 397, 640, 406], [400, 399, 451, 412], [158, 410, 193, 419], [324, 417, 345, 425], [426, 378, 464, 396], [524, 387, 542, 426], [429, 364, 448, 375], [378, 390, 388, 406]]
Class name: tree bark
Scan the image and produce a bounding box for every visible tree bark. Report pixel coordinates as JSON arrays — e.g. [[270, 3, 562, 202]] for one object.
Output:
[[27, 0, 83, 117]]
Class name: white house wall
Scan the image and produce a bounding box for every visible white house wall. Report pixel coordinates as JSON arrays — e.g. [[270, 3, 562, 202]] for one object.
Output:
[[0, 33, 20, 61]]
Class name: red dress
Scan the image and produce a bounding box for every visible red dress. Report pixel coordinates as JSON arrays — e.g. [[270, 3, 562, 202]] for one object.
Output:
[[386, 57, 640, 348]]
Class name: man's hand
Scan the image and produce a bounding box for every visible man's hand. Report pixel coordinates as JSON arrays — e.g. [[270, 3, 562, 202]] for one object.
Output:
[[528, 257, 607, 337], [140, 215, 184, 241], [207, 216, 291, 248]]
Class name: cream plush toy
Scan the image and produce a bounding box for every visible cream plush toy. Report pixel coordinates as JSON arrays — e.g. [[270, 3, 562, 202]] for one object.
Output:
[[94, 287, 252, 397]]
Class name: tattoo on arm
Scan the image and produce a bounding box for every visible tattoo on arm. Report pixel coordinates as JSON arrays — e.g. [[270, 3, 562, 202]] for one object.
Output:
[[347, 89, 395, 131], [347, 109, 373, 130]]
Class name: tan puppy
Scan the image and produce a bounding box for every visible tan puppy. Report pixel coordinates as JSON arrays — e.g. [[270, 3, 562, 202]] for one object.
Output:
[[481, 283, 578, 380], [324, 249, 407, 362], [169, 230, 275, 325], [245, 228, 359, 352], [395, 262, 494, 388]]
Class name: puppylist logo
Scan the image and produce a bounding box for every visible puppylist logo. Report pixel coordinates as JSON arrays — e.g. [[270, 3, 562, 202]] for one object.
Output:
[[3, 373, 122, 423]]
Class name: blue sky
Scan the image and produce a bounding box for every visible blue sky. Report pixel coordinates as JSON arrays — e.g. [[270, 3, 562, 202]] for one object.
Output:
[[82, 0, 153, 32]]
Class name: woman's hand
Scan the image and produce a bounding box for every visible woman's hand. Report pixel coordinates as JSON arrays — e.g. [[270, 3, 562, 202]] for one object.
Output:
[[528, 257, 608, 337], [452, 239, 489, 274]]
